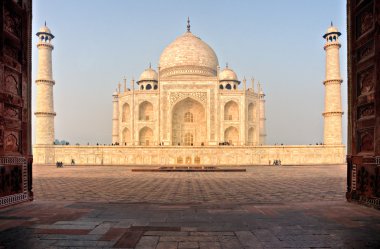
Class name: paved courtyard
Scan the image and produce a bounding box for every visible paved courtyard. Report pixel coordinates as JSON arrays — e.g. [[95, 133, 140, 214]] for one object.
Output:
[[1, 165, 380, 249], [32, 165, 346, 204]]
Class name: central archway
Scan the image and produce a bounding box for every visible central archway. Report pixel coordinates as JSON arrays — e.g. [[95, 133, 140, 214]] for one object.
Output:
[[172, 97, 206, 146]]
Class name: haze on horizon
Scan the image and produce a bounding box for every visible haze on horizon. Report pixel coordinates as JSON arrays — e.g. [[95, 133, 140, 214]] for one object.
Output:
[[32, 0, 347, 146]]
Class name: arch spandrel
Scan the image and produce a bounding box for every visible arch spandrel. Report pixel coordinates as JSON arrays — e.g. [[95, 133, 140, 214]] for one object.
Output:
[[169, 92, 207, 108]]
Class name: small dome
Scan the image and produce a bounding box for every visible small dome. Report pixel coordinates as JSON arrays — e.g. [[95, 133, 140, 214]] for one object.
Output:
[[138, 67, 158, 82], [159, 31, 219, 77], [219, 67, 238, 81], [39, 25, 51, 34], [36, 24, 55, 38], [323, 24, 341, 38], [326, 26, 338, 34]]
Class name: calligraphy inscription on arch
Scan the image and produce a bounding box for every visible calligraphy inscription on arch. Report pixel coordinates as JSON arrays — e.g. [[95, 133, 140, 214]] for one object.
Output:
[[169, 92, 207, 107]]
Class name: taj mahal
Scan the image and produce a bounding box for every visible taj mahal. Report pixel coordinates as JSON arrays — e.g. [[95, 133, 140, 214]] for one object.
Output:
[[112, 20, 266, 148], [33, 20, 346, 166]]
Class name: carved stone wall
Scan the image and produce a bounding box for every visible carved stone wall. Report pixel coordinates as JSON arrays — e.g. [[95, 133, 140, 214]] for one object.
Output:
[[0, 0, 33, 208], [347, 0, 380, 209]]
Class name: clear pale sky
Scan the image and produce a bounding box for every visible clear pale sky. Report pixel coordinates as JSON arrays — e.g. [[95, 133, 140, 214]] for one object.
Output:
[[32, 0, 347, 145]]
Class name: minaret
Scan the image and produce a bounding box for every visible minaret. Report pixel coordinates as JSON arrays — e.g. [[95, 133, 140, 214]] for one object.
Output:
[[35, 23, 56, 145], [112, 90, 119, 144], [322, 23, 343, 145], [258, 83, 267, 145]]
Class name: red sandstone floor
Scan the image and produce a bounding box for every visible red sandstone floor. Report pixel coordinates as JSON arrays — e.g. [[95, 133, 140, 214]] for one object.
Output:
[[0, 165, 379, 249]]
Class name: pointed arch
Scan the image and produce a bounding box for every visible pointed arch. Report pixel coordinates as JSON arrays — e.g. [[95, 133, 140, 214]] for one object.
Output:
[[224, 126, 239, 145], [172, 97, 206, 146], [139, 101, 153, 121], [139, 126, 153, 146], [122, 103, 130, 122], [5, 75, 19, 95], [224, 100, 239, 121]]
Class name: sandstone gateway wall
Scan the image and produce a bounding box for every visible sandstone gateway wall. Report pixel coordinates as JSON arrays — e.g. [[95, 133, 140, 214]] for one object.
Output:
[[33, 145, 345, 166]]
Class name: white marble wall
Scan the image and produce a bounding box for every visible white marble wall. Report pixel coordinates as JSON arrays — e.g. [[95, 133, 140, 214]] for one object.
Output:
[[114, 78, 262, 147], [323, 37, 343, 145], [33, 144, 346, 166], [35, 41, 55, 145]]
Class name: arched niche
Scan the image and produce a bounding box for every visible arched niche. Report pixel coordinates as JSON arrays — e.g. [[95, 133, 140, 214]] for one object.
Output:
[[139, 101, 153, 121], [224, 126, 239, 145], [224, 100, 239, 121], [139, 126, 153, 146], [122, 103, 130, 122]]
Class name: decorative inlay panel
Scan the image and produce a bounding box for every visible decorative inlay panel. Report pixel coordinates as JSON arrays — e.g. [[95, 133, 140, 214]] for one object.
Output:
[[4, 45, 19, 61], [358, 67, 374, 95], [356, 6, 374, 38], [169, 92, 207, 107], [4, 105, 20, 120], [357, 104, 374, 119], [4, 132, 19, 153], [4, 69, 21, 96], [160, 65, 216, 78], [358, 129, 374, 152], [5, 75, 19, 95], [4, 9, 21, 38], [357, 41, 374, 62]]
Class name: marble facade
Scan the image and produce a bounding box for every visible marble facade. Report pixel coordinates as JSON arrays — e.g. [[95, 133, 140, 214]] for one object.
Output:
[[33, 22, 346, 166]]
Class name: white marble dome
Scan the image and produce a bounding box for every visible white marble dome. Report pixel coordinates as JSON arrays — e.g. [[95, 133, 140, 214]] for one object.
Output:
[[138, 67, 158, 82], [36, 24, 55, 39], [219, 67, 238, 81], [159, 31, 219, 77], [326, 26, 338, 34], [39, 25, 52, 34]]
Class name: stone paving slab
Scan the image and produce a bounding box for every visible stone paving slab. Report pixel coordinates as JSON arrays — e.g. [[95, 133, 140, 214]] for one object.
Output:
[[0, 200, 379, 248], [0, 165, 380, 248]]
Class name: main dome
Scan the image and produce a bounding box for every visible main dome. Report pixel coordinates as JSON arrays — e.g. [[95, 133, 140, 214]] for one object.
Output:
[[159, 31, 219, 77]]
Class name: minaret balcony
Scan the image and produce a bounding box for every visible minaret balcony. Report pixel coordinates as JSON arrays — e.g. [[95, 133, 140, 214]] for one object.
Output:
[[323, 79, 342, 85], [35, 79, 55, 85], [37, 42, 54, 49], [324, 42, 341, 49]]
